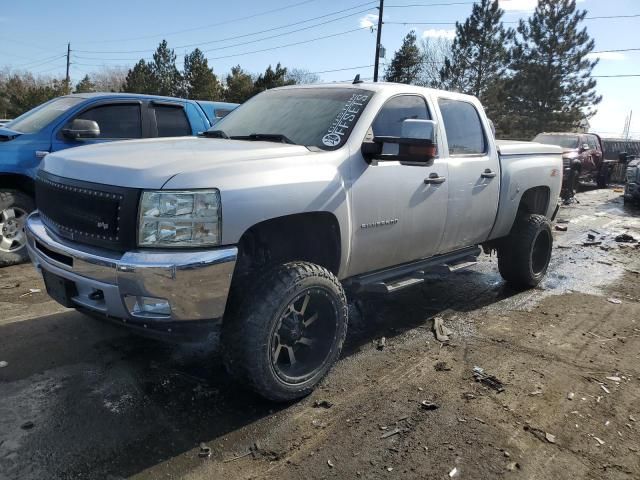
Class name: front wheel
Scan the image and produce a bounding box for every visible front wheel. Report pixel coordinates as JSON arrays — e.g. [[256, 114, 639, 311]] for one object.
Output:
[[497, 214, 553, 288], [0, 190, 35, 267], [222, 262, 348, 402]]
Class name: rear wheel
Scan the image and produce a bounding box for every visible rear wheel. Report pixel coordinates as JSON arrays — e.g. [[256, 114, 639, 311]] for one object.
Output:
[[0, 190, 34, 267], [498, 214, 553, 288], [222, 262, 348, 402]]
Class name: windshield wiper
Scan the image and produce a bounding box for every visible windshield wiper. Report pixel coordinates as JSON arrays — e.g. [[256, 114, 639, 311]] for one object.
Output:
[[230, 133, 296, 145], [201, 129, 229, 139]]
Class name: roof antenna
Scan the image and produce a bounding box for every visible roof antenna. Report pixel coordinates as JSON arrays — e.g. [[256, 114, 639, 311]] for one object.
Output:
[[352, 74, 363, 84]]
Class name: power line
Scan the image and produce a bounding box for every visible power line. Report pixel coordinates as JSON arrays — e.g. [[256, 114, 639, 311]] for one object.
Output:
[[205, 27, 370, 60], [593, 74, 640, 78], [73, 7, 377, 61], [592, 48, 640, 53], [79, 0, 321, 45], [387, 13, 640, 25], [76, 1, 377, 54], [309, 64, 375, 74]]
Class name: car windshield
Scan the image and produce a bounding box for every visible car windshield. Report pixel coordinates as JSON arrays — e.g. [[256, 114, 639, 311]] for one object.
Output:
[[210, 87, 374, 150], [6, 97, 84, 134], [533, 134, 579, 149]]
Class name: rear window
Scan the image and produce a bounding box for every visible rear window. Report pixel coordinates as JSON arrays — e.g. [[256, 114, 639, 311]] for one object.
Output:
[[155, 105, 191, 137]]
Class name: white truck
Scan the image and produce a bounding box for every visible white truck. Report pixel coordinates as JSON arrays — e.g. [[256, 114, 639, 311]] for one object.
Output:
[[25, 82, 563, 401]]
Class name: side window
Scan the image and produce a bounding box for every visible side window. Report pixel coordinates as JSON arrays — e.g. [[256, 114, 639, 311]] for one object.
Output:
[[438, 99, 486, 155], [588, 135, 599, 151], [155, 105, 191, 137], [74, 104, 142, 139], [372, 95, 430, 137]]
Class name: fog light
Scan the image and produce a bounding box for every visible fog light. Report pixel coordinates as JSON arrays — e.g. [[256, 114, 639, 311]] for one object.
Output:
[[124, 295, 171, 317]]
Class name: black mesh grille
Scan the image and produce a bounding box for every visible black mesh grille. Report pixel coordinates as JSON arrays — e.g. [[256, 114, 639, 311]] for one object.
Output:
[[36, 172, 139, 251]]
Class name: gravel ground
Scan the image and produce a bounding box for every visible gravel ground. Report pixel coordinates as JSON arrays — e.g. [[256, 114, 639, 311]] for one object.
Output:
[[1, 188, 639, 480]]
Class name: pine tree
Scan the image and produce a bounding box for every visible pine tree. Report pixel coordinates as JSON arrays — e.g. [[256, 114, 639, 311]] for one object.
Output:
[[74, 74, 96, 93], [123, 60, 157, 94], [183, 48, 222, 100], [151, 40, 182, 97], [440, 0, 513, 104], [384, 31, 423, 84], [501, 0, 601, 139], [253, 63, 295, 94], [224, 65, 254, 103]]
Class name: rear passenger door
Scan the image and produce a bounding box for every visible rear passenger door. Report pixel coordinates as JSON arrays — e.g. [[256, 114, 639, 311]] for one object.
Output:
[[436, 97, 500, 253], [151, 102, 192, 137]]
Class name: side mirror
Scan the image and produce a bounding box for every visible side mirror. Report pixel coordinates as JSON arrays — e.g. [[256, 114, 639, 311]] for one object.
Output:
[[362, 119, 437, 166], [62, 119, 100, 140], [619, 152, 629, 164], [581, 143, 590, 152]]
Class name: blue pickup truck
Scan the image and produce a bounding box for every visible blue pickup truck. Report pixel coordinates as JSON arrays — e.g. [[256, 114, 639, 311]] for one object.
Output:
[[0, 93, 237, 265]]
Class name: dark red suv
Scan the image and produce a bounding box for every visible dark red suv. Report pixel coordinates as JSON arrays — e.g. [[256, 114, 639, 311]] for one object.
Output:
[[533, 132, 610, 193]]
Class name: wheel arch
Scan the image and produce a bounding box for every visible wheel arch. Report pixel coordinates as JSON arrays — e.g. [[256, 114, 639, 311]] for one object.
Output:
[[0, 174, 35, 198], [232, 211, 342, 280]]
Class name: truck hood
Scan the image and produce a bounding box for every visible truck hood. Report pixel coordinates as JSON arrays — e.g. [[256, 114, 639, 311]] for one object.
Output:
[[41, 136, 314, 189]]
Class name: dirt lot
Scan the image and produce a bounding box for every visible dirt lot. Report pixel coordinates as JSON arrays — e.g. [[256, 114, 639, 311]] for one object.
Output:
[[1, 189, 639, 480]]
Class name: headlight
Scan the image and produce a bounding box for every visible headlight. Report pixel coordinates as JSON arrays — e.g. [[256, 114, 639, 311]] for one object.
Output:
[[138, 190, 221, 247]]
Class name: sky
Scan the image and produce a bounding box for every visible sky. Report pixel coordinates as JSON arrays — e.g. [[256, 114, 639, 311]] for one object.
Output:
[[0, 0, 638, 138]]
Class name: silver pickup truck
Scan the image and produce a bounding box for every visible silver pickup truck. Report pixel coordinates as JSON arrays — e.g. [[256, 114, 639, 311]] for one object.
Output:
[[25, 82, 562, 401]]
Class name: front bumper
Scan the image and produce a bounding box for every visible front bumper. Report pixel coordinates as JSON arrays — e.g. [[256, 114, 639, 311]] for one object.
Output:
[[625, 182, 640, 201], [25, 213, 237, 327]]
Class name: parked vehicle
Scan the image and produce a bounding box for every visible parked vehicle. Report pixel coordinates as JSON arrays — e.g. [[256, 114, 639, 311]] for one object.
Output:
[[26, 82, 562, 401], [622, 152, 640, 205], [0, 93, 238, 266], [533, 132, 611, 192]]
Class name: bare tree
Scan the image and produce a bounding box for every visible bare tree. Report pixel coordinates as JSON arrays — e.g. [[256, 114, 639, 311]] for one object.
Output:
[[419, 38, 452, 88], [90, 66, 128, 92], [286, 68, 320, 85]]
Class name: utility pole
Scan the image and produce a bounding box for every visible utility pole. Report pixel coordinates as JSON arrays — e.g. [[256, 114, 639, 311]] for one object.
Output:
[[373, 0, 384, 82], [65, 42, 71, 94]]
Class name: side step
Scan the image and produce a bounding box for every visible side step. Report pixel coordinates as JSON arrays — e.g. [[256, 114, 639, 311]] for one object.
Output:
[[445, 259, 478, 272], [347, 246, 482, 294], [369, 277, 425, 294]]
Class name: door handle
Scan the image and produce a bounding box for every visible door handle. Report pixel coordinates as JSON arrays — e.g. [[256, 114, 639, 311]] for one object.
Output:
[[481, 169, 497, 179], [424, 173, 446, 185]]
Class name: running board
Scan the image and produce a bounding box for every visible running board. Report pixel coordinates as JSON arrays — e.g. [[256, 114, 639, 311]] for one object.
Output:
[[346, 246, 481, 294]]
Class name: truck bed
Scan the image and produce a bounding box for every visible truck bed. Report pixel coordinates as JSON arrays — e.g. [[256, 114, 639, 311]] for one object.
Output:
[[497, 140, 563, 157]]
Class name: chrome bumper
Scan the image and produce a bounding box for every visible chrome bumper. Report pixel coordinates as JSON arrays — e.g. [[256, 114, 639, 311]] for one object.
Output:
[[25, 213, 237, 324]]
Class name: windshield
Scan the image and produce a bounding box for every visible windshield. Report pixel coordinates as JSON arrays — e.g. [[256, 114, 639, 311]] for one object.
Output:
[[533, 134, 579, 149], [211, 87, 374, 150], [6, 97, 84, 134]]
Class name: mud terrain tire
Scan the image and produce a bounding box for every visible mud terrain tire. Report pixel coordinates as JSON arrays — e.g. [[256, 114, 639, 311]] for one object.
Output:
[[222, 262, 348, 402], [498, 213, 553, 288]]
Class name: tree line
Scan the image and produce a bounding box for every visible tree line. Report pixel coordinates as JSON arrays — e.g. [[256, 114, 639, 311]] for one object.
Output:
[[0, 39, 318, 118], [1, 0, 599, 140], [384, 0, 600, 139]]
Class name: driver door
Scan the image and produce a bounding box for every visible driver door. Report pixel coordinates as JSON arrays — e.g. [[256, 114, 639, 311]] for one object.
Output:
[[51, 101, 144, 153], [347, 94, 449, 276]]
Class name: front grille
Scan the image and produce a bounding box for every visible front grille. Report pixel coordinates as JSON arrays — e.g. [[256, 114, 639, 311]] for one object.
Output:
[[36, 171, 140, 251]]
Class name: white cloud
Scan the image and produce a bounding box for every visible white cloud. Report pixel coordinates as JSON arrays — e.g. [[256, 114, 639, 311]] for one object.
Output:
[[359, 14, 378, 29], [586, 51, 626, 61], [499, 0, 584, 12], [499, 0, 538, 12], [422, 29, 456, 40]]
